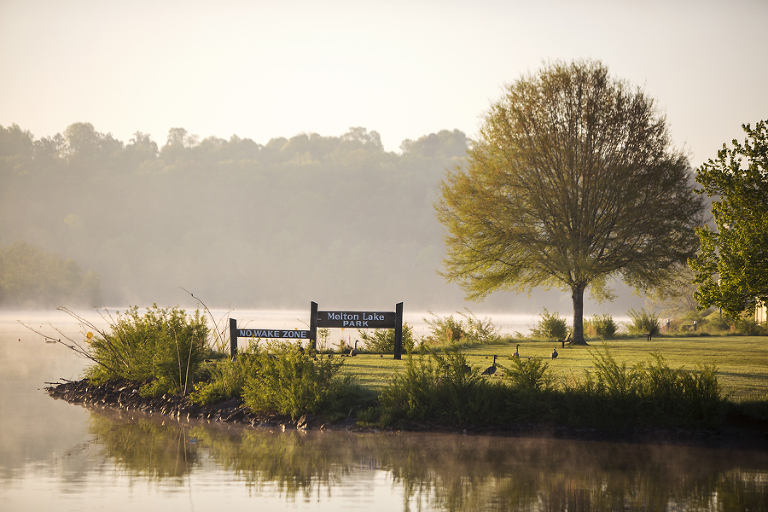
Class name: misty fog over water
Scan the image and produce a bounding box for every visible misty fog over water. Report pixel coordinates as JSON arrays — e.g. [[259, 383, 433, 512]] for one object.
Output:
[[2, 314, 767, 512], [0, 123, 647, 317]]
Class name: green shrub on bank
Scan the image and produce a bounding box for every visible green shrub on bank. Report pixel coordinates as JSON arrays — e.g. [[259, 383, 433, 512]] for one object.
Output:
[[359, 323, 416, 353], [503, 356, 553, 391], [191, 352, 261, 405], [421, 310, 502, 346], [379, 345, 502, 425], [85, 305, 208, 397], [240, 342, 368, 420], [569, 346, 722, 427], [530, 308, 568, 340]]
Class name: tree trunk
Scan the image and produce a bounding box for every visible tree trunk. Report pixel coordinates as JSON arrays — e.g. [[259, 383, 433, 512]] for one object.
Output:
[[571, 284, 588, 345]]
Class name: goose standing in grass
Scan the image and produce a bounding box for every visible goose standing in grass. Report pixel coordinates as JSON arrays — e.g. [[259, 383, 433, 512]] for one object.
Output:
[[513, 344, 520, 358], [482, 355, 497, 376], [350, 340, 359, 356], [551, 348, 558, 360]]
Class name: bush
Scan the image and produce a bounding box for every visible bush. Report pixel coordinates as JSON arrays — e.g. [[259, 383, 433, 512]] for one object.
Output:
[[503, 356, 552, 391], [627, 308, 661, 339], [735, 317, 767, 335], [85, 305, 208, 397], [358, 323, 415, 353], [241, 342, 358, 420], [530, 308, 568, 340], [190, 351, 261, 405], [378, 345, 502, 425], [421, 310, 501, 346], [572, 346, 723, 427], [584, 313, 617, 339]]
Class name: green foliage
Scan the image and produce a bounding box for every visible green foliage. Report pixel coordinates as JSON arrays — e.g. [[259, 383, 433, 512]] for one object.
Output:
[[85, 305, 208, 397], [358, 323, 415, 353], [421, 310, 502, 346], [503, 356, 552, 391], [690, 120, 768, 318], [378, 345, 500, 425], [435, 59, 704, 343], [241, 342, 358, 420], [190, 352, 261, 405], [0, 241, 101, 308], [627, 308, 661, 339], [530, 308, 568, 340], [574, 346, 723, 427], [735, 318, 767, 336], [584, 313, 618, 339]]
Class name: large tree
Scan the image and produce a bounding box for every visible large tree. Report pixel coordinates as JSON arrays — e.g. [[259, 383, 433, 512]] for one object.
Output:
[[689, 120, 768, 318], [436, 60, 704, 344]]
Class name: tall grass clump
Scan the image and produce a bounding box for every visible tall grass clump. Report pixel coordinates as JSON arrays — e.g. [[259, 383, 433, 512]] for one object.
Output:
[[627, 308, 661, 339], [503, 356, 553, 391], [241, 342, 368, 420], [584, 313, 618, 339], [421, 310, 501, 346], [378, 345, 503, 425], [358, 323, 416, 353], [85, 305, 208, 397], [569, 346, 723, 428], [530, 308, 568, 340], [190, 350, 261, 405]]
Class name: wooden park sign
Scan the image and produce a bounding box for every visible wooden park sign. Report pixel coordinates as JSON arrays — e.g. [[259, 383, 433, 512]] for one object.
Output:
[[229, 301, 404, 360]]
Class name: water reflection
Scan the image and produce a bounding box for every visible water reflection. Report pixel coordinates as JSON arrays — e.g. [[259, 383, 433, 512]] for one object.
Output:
[[86, 409, 768, 511]]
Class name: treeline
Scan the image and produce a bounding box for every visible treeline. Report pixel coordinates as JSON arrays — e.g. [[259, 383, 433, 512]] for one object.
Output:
[[0, 241, 101, 308], [0, 122, 470, 309]]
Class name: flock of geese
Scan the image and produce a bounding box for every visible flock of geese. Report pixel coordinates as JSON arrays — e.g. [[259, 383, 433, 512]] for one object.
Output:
[[478, 343, 561, 376]]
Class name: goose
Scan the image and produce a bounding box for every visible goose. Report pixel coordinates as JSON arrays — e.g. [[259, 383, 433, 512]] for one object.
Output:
[[350, 340, 359, 356], [551, 348, 558, 360], [513, 344, 520, 358], [482, 355, 497, 376]]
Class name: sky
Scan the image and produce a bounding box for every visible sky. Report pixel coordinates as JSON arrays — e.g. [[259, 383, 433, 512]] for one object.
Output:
[[1, 0, 767, 168]]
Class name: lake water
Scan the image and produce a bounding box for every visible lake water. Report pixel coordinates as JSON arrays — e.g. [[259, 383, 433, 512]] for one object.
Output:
[[2, 310, 767, 511]]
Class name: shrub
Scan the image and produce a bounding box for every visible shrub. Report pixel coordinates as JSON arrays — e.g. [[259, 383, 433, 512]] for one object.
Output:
[[85, 305, 208, 397], [627, 308, 661, 339], [531, 308, 568, 340], [421, 310, 501, 346], [584, 313, 617, 339], [358, 323, 415, 353], [379, 345, 500, 425], [241, 342, 354, 420], [190, 351, 261, 405], [573, 346, 723, 427], [503, 356, 552, 391], [735, 317, 767, 335]]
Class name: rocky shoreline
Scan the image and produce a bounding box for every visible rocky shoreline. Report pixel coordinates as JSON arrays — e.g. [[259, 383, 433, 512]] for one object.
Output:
[[47, 378, 768, 450]]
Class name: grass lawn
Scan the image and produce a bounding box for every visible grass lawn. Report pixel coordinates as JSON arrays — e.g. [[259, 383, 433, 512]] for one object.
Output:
[[339, 335, 768, 401]]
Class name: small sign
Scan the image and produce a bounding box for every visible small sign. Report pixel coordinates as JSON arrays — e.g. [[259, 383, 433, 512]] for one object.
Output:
[[316, 311, 396, 328], [237, 329, 310, 339]]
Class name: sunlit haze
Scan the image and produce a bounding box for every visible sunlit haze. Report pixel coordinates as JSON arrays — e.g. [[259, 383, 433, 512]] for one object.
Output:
[[2, 0, 766, 162], [1, 0, 767, 315]]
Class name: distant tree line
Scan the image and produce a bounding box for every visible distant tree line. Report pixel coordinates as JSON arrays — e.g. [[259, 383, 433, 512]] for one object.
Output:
[[0, 122, 469, 308], [0, 241, 101, 308]]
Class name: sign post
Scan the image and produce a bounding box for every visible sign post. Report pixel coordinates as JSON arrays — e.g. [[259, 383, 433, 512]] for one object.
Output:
[[313, 302, 404, 359]]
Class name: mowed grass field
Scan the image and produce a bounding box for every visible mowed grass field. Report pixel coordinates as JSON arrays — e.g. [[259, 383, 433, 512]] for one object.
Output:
[[338, 336, 768, 401]]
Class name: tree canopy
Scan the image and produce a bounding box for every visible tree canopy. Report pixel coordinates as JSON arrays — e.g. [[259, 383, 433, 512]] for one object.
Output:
[[689, 120, 768, 318], [436, 60, 704, 343]]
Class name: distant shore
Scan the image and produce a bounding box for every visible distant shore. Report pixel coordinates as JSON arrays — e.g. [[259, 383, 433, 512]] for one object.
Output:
[[47, 378, 768, 451]]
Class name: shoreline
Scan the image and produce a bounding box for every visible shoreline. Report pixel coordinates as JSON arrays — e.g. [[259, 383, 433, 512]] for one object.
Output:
[[46, 378, 768, 450]]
